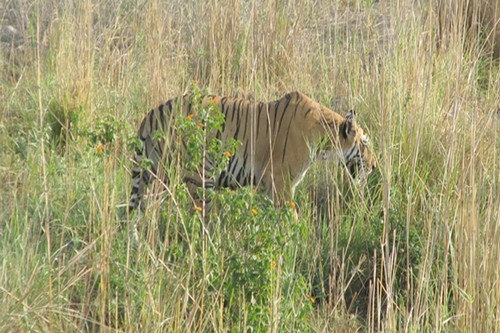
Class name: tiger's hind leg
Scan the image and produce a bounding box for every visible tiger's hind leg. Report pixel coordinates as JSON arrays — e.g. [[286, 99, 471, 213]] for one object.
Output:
[[183, 171, 215, 213], [128, 168, 150, 211], [129, 143, 172, 212]]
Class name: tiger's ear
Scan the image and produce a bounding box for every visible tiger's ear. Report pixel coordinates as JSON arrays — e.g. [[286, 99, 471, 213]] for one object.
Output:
[[344, 110, 357, 138]]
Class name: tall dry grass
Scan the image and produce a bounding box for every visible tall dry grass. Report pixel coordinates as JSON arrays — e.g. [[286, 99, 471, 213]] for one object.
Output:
[[1, 0, 498, 332]]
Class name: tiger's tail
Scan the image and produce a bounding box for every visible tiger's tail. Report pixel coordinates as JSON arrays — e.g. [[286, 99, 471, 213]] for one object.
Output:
[[128, 104, 172, 212], [128, 148, 150, 212]]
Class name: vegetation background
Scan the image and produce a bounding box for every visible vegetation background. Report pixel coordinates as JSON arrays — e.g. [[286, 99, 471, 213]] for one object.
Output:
[[0, 0, 498, 332]]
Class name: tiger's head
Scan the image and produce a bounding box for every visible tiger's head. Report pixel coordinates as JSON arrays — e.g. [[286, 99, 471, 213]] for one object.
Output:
[[320, 109, 376, 184], [339, 110, 376, 183]]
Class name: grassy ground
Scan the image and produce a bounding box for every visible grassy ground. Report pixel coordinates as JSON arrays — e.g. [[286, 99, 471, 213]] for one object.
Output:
[[1, 0, 498, 332]]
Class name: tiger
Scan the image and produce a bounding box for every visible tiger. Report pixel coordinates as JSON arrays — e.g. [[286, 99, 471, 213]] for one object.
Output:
[[128, 91, 376, 211]]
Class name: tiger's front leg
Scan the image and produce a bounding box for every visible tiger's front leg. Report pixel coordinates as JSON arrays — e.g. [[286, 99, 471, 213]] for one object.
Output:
[[262, 173, 299, 219]]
